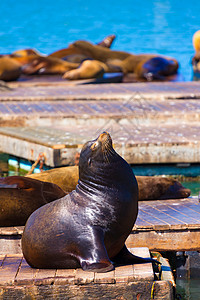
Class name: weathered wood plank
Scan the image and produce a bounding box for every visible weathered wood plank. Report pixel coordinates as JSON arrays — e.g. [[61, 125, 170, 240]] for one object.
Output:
[[126, 229, 200, 251], [0, 255, 23, 285], [15, 258, 37, 285], [0, 255, 5, 266]]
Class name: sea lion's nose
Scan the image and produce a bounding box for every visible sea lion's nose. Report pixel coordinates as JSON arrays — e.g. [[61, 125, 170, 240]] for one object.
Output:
[[99, 131, 109, 140]]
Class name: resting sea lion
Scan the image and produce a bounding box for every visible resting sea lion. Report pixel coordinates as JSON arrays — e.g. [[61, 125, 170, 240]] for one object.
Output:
[[193, 30, 200, 52], [192, 30, 200, 75], [61, 40, 178, 81], [0, 176, 65, 226], [22, 132, 155, 271], [21, 56, 79, 75], [48, 34, 117, 60], [0, 56, 22, 81], [27, 166, 191, 200]]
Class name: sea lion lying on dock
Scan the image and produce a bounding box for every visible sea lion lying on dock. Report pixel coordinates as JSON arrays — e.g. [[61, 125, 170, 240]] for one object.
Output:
[[22, 132, 157, 271], [7, 36, 178, 81], [0, 56, 22, 81], [0, 166, 190, 227], [0, 176, 65, 226], [8, 35, 117, 76], [192, 30, 200, 75], [61, 40, 179, 81], [27, 165, 191, 200]]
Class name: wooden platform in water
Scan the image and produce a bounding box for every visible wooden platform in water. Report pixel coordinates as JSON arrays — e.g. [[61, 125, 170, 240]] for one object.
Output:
[[0, 247, 174, 299], [0, 80, 200, 166], [127, 197, 200, 252], [1, 197, 199, 256]]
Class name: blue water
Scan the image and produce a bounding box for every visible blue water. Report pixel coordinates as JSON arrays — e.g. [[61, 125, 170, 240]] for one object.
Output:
[[0, 0, 200, 81]]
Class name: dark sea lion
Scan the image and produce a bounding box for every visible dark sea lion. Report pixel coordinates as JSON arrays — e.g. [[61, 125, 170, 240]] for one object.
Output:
[[137, 176, 191, 200], [0, 56, 22, 81], [22, 132, 154, 272], [27, 166, 191, 200], [0, 176, 65, 226]]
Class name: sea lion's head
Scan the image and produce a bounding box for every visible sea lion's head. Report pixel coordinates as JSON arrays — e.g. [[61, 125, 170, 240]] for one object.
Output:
[[78, 132, 135, 192], [79, 132, 114, 169], [78, 132, 121, 184], [193, 30, 200, 52]]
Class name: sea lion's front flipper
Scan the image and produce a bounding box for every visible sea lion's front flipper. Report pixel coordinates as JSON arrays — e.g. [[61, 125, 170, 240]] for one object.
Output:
[[80, 227, 114, 273], [112, 245, 160, 266]]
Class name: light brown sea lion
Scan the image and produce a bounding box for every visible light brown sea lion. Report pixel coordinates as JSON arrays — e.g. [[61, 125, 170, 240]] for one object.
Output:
[[27, 166, 191, 200], [192, 30, 200, 74], [62, 59, 120, 80], [0, 56, 22, 81], [61, 40, 179, 81], [193, 30, 200, 52], [0, 176, 66, 226], [48, 34, 116, 60], [22, 132, 156, 272], [21, 56, 79, 75]]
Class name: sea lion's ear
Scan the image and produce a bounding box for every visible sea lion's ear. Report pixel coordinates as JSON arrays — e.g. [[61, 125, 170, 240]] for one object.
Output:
[[88, 158, 92, 166]]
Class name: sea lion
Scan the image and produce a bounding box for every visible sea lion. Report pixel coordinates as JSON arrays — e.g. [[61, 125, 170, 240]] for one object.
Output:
[[62, 59, 120, 80], [0, 56, 22, 81], [193, 30, 200, 52], [21, 56, 79, 75], [22, 132, 153, 271], [0, 176, 65, 226], [192, 30, 200, 75], [27, 166, 191, 200], [48, 34, 117, 60], [61, 40, 179, 81]]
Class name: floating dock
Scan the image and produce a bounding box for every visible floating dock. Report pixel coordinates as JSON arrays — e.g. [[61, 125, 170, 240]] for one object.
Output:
[[0, 80, 200, 166], [1, 197, 199, 256], [0, 247, 174, 300]]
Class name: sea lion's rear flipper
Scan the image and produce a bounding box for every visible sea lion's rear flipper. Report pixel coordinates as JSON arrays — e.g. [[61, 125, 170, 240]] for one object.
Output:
[[112, 245, 160, 266], [80, 227, 114, 273]]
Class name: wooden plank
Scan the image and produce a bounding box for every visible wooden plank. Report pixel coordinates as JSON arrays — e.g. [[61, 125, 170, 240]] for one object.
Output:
[[126, 229, 200, 251], [15, 258, 37, 285], [0, 255, 5, 266], [94, 269, 115, 284], [142, 202, 200, 225], [138, 209, 171, 226], [75, 268, 95, 284], [34, 268, 57, 285], [140, 205, 187, 225], [54, 268, 76, 285], [0, 254, 23, 285], [157, 201, 200, 223], [114, 265, 134, 283], [130, 247, 154, 281]]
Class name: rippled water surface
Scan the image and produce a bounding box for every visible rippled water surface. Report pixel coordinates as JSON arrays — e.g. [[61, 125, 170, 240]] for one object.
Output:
[[0, 0, 200, 80]]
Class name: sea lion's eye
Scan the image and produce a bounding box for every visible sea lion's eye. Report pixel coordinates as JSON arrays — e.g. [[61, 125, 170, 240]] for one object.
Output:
[[91, 141, 98, 151], [88, 158, 92, 166]]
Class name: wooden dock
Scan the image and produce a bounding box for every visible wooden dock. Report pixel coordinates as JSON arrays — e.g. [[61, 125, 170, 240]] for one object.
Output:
[[0, 80, 200, 166], [0, 248, 174, 300], [1, 197, 199, 255]]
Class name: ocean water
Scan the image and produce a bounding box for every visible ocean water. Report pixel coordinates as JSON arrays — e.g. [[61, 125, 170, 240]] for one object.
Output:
[[0, 0, 200, 81]]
